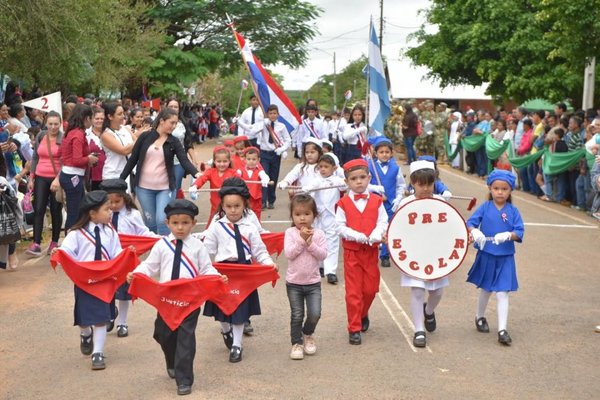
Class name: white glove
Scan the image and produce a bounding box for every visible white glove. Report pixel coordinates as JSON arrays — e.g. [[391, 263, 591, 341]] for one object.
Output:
[[189, 186, 198, 201], [441, 190, 452, 202], [261, 177, 270, 188], [301, 184, 317, 193], [281, 151, 288, 159], [277, 181, 288, 190], [355, 233, 369, 244], [275, 147, 285, 156], [368, 233, 382, 245], [370, 184, 385, 195], [392, 197, 403, 212], [493, 232, 512, 245], [470, 228, 486, 250]]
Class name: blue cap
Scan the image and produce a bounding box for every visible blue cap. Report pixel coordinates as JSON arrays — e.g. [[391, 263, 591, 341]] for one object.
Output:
[[486, 169, 516, 189], [368, 135, 392, 147], [418, 155, 436, 164]]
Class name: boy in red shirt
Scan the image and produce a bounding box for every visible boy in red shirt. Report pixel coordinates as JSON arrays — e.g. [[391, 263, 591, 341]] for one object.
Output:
[[236, 147, 269, 219], [335, 159, 388, 345]]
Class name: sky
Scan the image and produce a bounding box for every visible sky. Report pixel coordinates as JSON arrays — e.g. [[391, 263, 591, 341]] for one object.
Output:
[[270, 0, 489, 99]]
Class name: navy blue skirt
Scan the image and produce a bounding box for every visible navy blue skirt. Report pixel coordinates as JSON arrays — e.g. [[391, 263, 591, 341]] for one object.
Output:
[[115, 282, 132, 301], [73, 285, 115, 326], [202, 259, 261, 324], [466, 252, 519, 292]]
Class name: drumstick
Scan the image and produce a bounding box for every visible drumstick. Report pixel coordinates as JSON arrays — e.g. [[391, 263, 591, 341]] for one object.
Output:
[[245, 180, 275, 185], [449, 196, 477, 211], [293, 184, 347, 193]]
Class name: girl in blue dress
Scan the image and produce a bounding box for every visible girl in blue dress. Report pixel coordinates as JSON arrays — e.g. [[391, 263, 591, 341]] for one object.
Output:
[[467, 169, 524, 346]]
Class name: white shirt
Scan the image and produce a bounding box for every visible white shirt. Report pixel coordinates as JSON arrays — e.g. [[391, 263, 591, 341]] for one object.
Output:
[[195, 210, 268, 241], [257, 119, 291, 153], [238, 106, 264, 140], [203, 216, 273, 264], [293, 117, 327, 152], [60, 222, 122, 261], [280, 163, 320, 188], [133, 234, 219, 282], [112, 206, 158, 237], [335, 191, 388, 243], [171, 122, 187, 165], [312, 174, 346, 216], [102, 126, 134, 180], [342, 122, 368, 145]]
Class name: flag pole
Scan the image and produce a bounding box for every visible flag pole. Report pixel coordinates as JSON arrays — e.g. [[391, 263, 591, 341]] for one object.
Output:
[[365, 17, 372, 131]]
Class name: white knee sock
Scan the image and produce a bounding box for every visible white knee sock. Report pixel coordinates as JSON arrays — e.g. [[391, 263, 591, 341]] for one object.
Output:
[[220, 322, 231, 333], [117, 300, 130, 325], [80, 326, 92, 336], [92, 325, 107, 354], [410, 288, 426, 332], [425, 288, 444, 315], [496, 291, 509, 331], [232, 324, 244, 348], [477, 289, 492, 319]]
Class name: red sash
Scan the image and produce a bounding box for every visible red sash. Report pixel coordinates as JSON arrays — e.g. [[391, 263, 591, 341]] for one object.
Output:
[[119, 233, 160, 256], [210, 263, 279, 316], [129, 273, 226, 331], [50, 248, 139, 303], [260, 232, 284, 256], [265, 122, 283, 147]]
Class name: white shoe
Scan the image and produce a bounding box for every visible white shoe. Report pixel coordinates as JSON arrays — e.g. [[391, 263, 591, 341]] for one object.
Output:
[[595, 325, 600, 333], [303, 334, 317, 355], [290, 344, 304, 360]]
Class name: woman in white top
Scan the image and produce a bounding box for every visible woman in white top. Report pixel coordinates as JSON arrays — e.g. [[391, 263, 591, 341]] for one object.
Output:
[[341, 104, 368, 164], [166, 98, 200, 193], [100, 102, 137, 186]]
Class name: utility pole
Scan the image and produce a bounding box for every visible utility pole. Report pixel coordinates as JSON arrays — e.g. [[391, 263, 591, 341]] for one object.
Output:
[[333, 52, 337, 111], [379, 0, 384, 51], [583, 57, 595, 110]]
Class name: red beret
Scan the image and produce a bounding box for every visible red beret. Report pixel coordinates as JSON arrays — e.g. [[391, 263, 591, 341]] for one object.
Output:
[[243, 146, 260, 155], [233, 135, 249, 144], [213, 145, 228, 153], [224, 140, 234, 146], [343, 158, 368, 171]]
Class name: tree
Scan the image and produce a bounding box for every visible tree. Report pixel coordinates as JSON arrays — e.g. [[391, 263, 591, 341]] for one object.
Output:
[[0, 0, 165, 93], [405, 0, 600, 106]]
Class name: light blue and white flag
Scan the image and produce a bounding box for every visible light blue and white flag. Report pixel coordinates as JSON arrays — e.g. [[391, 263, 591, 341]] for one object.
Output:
[[367, 23, 390, 137]]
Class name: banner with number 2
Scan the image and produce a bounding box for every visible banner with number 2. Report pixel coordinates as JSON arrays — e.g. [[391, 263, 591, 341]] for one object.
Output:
[[21, 92, 62, 118]]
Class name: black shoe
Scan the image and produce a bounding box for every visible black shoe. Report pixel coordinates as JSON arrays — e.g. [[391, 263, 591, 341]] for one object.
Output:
[[498, 330, 512, 345], [229, 346, 243, 363], [80, 331, 93, 356], [91, 352, 106, 370], [319, 267, 324, 278], [243, 321, 254, 336], [221, 329, 233, 349], [267, 203, 275, 209], [380, 258, 391, 268], [262, 203, 267, 210], [167, 368, 175, 379], [177, 384, 192, 395], [475, 317, 490, 333], [361, 315, 370, 332], [413, 331, 426, 348], [423, 303, 436, 333], [117, 325, 128, 338], [107, 307, 118, 333], [348, 332, 362, 345], [326, 274, 338, 284]]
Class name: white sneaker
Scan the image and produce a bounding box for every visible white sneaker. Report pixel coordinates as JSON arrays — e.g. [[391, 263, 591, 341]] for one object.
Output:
[[290, 344, 304, 360], [595, 325, 600, 333], [303, 334, 317, 355]]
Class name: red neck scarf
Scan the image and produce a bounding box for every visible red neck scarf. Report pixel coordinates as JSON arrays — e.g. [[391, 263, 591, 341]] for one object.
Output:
[[50, 248, 139, 303]]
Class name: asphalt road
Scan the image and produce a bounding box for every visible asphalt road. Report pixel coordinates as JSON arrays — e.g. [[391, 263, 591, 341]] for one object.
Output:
[[1, 140, 599, 399]]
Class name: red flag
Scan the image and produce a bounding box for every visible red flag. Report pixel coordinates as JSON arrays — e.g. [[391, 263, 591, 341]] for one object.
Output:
[[128, 273, 226, 331], [119, 233, 160, 256], [141, 98, 161, 110], [260, 232, 284, 256], [50, 248, 140, 303], [210, 263, 279, 315]]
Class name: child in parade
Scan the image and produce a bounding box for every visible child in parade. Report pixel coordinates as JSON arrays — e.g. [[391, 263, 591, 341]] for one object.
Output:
[[101, 178, 158, 337], [277, 138, 323, 195], [202, 178, 277, 363], [335, 159, 387, 345], [127, 199, 227, 396], [396, 160, 448, 348], [52, 191, 121, 370], [232, 135, 250, 170], [404, 155, 452, 200], [305, 154, 346, 283], [189, 146, 237, 226], [341, 104, 368, 164], [367, 136, 406, 268], [467, 169, 524, 346], [257, 104, 292, 209], [294, 104, 326, 157], [284, 194, 327, 359], [236, 146, 270, 219]]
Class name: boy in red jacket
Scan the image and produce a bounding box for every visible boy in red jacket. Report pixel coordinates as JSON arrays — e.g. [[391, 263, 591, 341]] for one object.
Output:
[[335, 159, 388, 345]]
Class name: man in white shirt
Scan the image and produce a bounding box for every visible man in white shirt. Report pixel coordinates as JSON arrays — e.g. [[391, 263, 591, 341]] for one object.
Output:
[[237, 95, 264, 147]]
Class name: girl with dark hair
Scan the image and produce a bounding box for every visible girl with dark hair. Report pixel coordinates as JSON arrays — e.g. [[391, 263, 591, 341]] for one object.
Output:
[[166, 98, 200, 194], [119, 108, 200, 235], [86, 107, 107, 191], [341, 104, 367, 164], [100, 102, 136, 184], [60, 104, 97, 230]]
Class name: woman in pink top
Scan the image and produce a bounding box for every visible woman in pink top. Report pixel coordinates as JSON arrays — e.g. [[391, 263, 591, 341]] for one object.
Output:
[[283, 194, 327, 360], [26, 111, 64, 256], [517, 119, 534, 156]]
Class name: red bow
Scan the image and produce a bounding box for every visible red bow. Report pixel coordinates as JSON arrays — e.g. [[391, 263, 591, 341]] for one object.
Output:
[[354, 193, 368, 201]]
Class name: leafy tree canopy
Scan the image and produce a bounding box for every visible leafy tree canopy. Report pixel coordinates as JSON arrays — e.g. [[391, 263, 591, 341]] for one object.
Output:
[[405, 0, 600, 106]]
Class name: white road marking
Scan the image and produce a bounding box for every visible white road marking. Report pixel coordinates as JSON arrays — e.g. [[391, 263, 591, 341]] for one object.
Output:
[[378, 277, 433, 353], [442, 167, 597, 226], [524, 222, 598, 229], [22, 257, 45, 267]]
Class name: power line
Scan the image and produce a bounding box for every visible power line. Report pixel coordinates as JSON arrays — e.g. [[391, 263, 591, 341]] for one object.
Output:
[[310, 24, 370, 44]]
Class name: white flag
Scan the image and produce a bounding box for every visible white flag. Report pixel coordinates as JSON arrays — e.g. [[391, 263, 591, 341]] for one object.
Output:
[[21, 92, 62, 118]]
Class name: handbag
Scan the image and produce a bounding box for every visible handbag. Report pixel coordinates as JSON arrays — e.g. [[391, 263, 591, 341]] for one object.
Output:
[[0, 187, 22, 245], [45, 133, 65, 204]]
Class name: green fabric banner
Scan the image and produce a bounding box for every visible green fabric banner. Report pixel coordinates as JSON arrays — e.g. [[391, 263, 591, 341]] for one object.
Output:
[[507, 146, 545, 169], [485, 135, 510, 161], [460, 134, 486, 152], [443, 134, 462, 161], [542, 148, 587, 175]]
